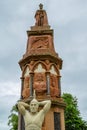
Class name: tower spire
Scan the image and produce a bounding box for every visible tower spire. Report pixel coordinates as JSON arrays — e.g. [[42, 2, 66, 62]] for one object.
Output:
[[18, 5, 65, 130]]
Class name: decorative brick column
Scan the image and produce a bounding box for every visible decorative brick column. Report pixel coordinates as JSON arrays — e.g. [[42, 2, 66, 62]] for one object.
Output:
[[29, 72, 34, 98], [20, 77, 24, 99], [46, 71, 50, 96]]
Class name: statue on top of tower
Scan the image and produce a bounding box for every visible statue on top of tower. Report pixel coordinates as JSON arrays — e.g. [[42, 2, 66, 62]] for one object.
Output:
[[35, 3, 48, 26]]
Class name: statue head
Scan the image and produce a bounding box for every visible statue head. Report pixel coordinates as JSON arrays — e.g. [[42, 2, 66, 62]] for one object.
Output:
[[30, 90, 39, 113], [39, 3, 43, 10]]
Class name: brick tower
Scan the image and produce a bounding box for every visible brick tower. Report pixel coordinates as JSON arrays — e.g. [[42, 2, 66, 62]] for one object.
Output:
[[18, 4, 65, 130]]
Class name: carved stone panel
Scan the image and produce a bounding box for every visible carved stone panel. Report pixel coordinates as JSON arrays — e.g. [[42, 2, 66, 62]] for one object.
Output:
[[22, 67, 30, 99], [22, 76, 30, 99], [50, 65, 59, 97], [27, 35, 54, 53], [31, 37, 49, 49], [50, 74, 59, 97], [33, 63, 46, 96], [33, 72, 46, 94]]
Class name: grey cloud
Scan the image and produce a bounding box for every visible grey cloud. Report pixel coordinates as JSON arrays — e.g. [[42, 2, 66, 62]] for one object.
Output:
[[48, 0, 87, 26]]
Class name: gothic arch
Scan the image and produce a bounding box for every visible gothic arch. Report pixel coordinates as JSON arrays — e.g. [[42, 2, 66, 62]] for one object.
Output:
[[32, 61, 47, 72], [49, 63, 60, 76], [22, 64, 30, 77]]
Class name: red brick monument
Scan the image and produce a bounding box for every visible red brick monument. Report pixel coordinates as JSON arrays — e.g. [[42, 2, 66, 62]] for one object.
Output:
[[18, 4, 65, 130]]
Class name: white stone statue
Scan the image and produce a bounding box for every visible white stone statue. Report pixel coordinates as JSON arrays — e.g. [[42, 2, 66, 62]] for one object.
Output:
[[18, 91, 51, 130]]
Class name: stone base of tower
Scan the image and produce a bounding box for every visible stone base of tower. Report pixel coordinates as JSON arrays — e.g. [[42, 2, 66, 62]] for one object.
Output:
[[44, 100, 65, 130], [44, 109, 65, 130]]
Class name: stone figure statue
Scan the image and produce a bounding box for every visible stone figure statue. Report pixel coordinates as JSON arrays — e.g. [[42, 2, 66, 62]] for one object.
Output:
[[17, 91, 51, 130], [35, 3, 48, 26]]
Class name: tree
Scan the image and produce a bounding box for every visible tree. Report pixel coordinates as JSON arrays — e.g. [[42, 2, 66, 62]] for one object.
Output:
[[8, 104, 18, 130], [62, 93, 87, 130]]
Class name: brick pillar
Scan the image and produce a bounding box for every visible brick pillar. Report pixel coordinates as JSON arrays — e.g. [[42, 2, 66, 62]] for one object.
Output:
[[20, 77, 24, 99], [29, 72, 34, 98], [46, 71, 50, 96]]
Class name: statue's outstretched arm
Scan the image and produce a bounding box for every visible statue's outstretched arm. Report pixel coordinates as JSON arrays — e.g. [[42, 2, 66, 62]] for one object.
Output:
[[39, 100, 51, 114], [18, 101, 29, 115]]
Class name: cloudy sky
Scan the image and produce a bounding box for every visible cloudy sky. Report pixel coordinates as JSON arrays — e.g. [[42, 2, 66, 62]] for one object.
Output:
[[0, 0, 87, 130]]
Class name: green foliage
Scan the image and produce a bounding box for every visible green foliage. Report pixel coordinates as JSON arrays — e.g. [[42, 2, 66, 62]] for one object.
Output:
[[62, 93, 87, 130], [8, 105, 18, 130]]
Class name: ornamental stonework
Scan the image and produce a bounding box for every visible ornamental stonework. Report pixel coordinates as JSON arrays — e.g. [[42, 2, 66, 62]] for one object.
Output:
[[18, 4, 65, 130]]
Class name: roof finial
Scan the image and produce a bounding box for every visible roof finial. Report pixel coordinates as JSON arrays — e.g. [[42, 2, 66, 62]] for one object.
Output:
[[33, 89, 36, 99], [39, 3, 43, 10]]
